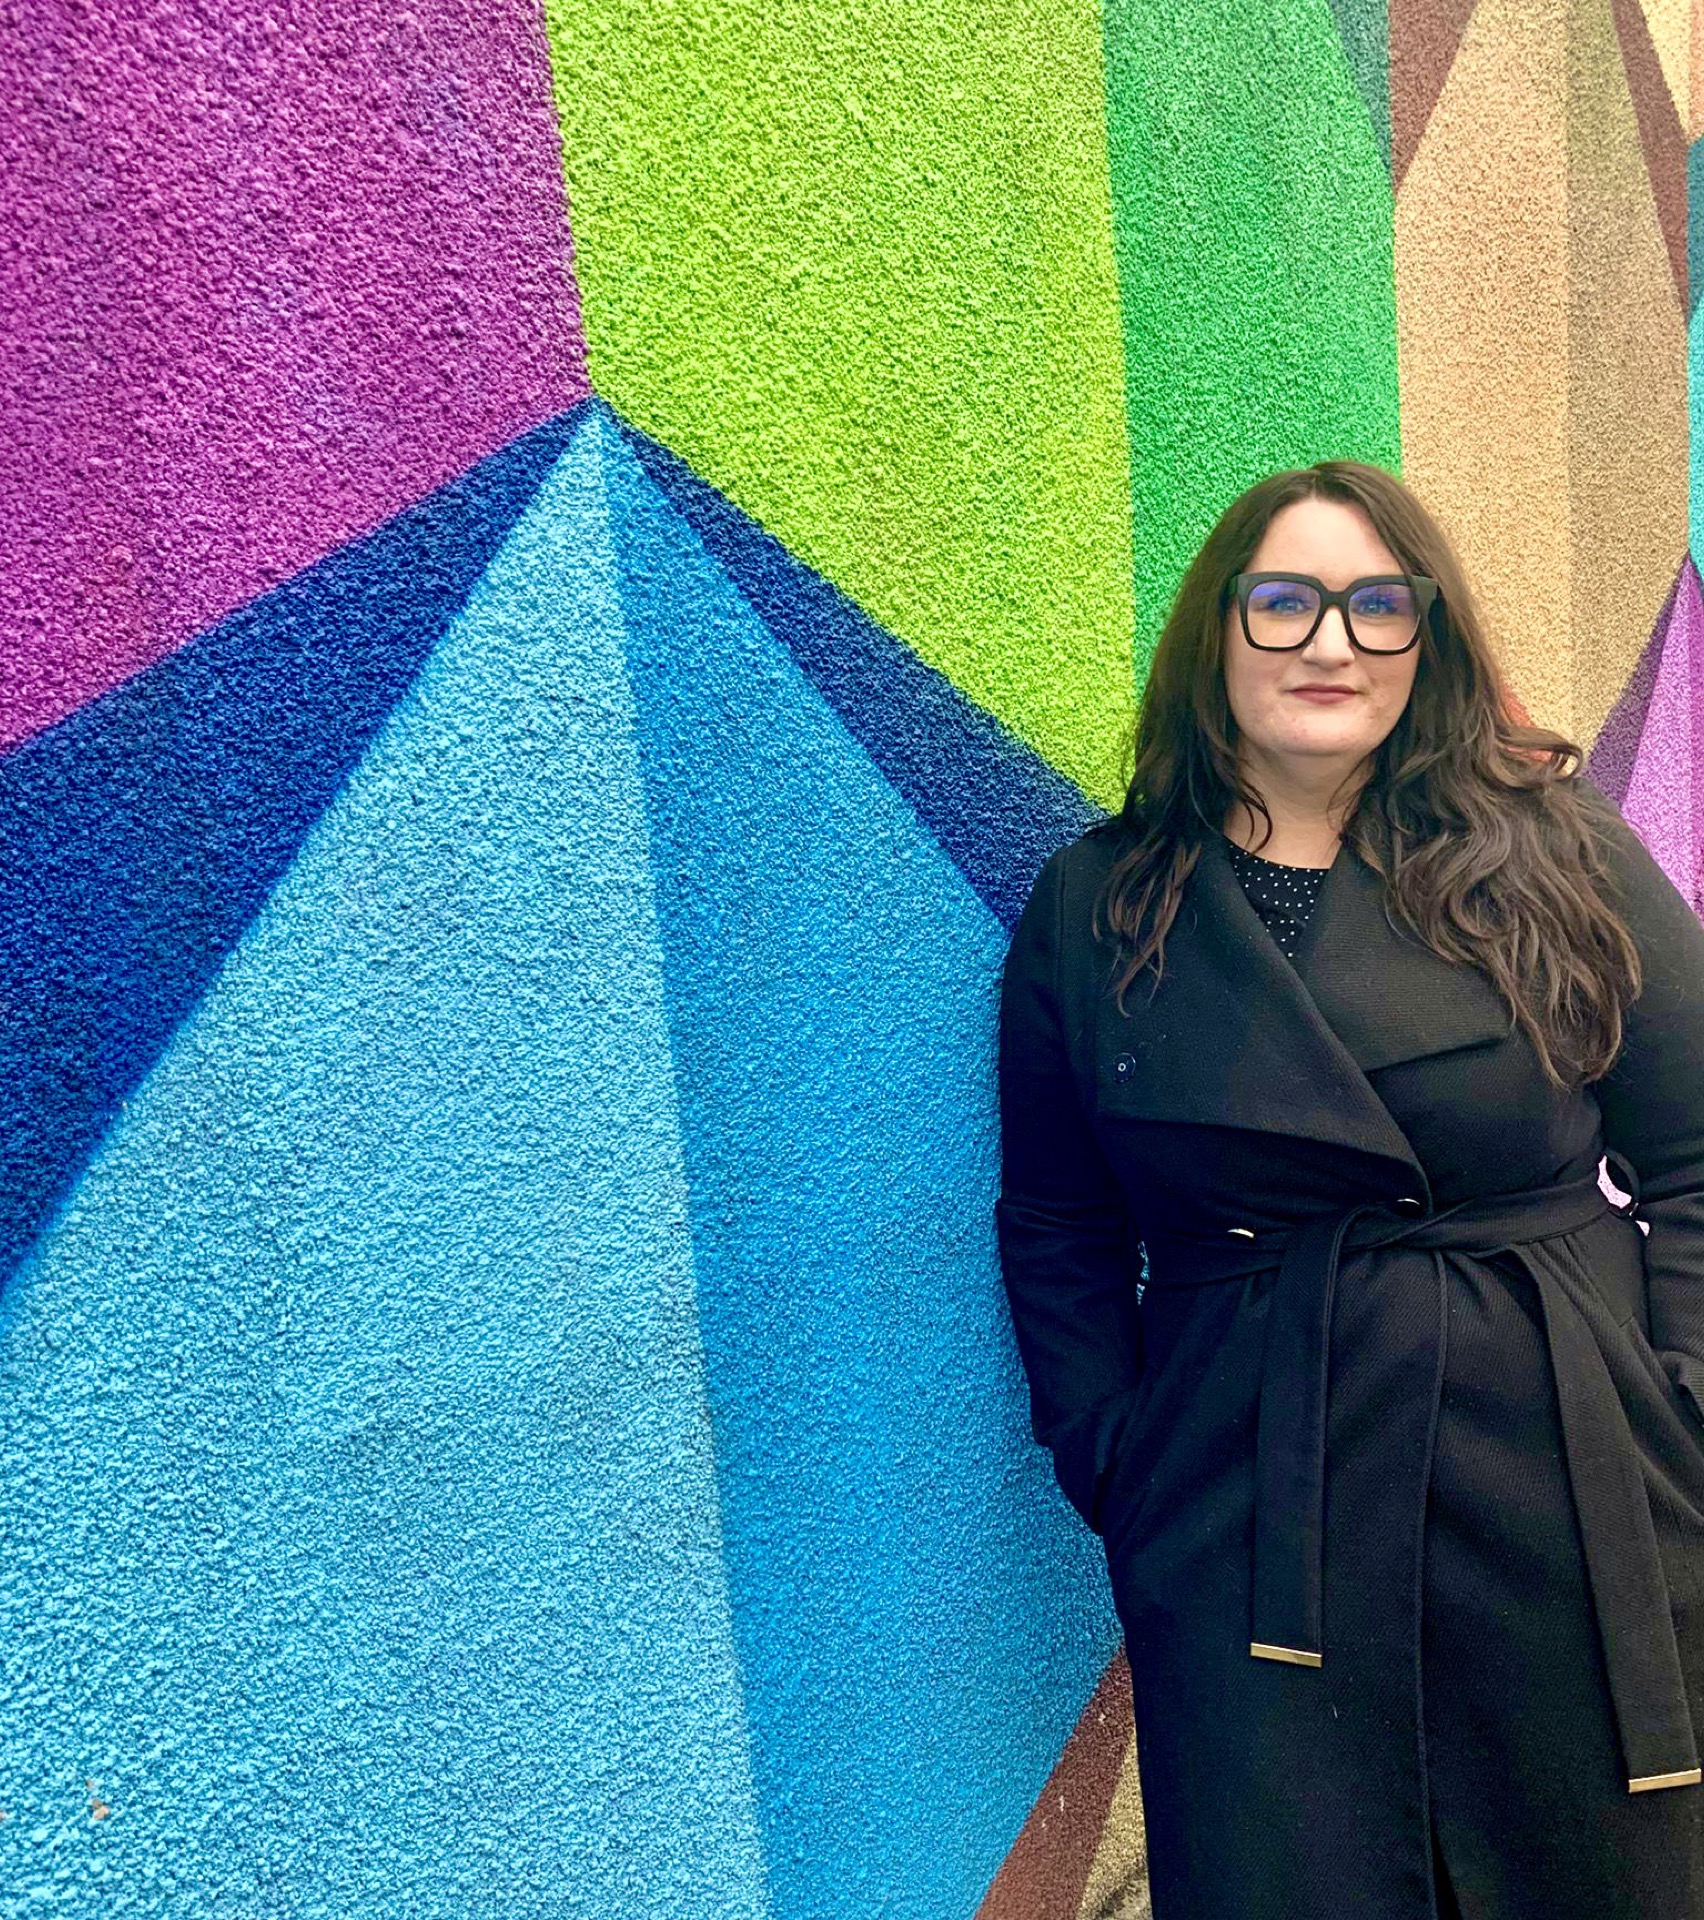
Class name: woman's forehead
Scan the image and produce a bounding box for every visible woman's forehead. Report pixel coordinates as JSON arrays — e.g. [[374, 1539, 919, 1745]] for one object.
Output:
[[1248, 497, 1402, 577]]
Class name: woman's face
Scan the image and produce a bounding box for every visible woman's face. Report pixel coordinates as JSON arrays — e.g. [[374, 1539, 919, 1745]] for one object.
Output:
[[1221, 496, 1421, 784]]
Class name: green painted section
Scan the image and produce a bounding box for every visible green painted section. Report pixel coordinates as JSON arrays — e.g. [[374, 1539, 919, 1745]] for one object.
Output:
[[542, 0, 1138, 807], [1103, 0, 1402, 680], [1326, 0, 1393, 170]]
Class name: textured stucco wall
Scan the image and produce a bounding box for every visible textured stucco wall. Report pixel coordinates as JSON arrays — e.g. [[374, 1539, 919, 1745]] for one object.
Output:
[[3, 1, 1702, 1917], [1, 0, 588, 753], [542, 0, 1138, 808]]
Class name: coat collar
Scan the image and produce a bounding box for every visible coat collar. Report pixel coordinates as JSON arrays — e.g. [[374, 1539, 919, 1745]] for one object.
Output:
[[1091, 830, 1515, 1195]]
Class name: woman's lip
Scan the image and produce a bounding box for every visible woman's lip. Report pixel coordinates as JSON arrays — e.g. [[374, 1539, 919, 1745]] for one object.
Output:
[[1289, 686, 1357, 701]]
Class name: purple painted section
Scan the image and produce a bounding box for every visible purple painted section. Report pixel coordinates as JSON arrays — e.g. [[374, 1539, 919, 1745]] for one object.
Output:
[[1, 0, 588, 753], [1621, 558, 1704, 910], [1588, 569, 1679, 806]]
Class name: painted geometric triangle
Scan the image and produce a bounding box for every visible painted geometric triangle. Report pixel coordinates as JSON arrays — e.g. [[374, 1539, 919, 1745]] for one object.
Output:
[[1609, 0, 1688, 308], [1618, 555, 1704, 908], [611, 404, 1101, 931], [1325, 0, 1395, 171], [0, 405, 585, 1289], [1632, 0, 1690, 133], [596, 409, 1122, 1916], [1589, 565, 1679, 803], [1389, 0, 1479, 188], [976, 1650, 1138, 1920], [1, 416, 771, 1912]]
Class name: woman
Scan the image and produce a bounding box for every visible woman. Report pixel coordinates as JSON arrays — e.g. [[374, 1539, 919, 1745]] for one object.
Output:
[[995, 460, 1704, 1919]]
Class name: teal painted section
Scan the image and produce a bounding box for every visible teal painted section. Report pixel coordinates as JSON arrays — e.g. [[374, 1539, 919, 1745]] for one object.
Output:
[[1325, 0, 1392, 169], [0, 424, 772, 1917], [598, 413, 1121, 1917]]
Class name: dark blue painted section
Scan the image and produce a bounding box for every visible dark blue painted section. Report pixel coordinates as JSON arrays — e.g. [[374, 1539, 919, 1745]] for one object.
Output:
[[0, 403, 588, 1288], [600, 414, 1119, 1920], [613, 407, 1103, 932]]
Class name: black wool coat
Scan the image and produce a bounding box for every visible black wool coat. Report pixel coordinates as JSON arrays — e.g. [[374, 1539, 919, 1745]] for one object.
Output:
[[995, 778, 1704, 1919]]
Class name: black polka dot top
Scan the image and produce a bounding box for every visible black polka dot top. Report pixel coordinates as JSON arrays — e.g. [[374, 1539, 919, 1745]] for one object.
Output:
[[1224, 838, 1331, 964]]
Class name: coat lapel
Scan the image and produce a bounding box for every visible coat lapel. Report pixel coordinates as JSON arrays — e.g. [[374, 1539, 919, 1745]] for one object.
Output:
[[1092, 832, 1513, 1190], [1294, 834, 1515, 1073]]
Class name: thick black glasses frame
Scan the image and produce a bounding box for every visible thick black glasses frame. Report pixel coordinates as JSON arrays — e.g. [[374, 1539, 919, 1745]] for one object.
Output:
[[1230, 571, 1438, 653]]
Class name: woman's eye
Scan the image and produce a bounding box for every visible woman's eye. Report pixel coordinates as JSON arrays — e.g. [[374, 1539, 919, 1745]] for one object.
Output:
[[1352, 588, 1412, 618]]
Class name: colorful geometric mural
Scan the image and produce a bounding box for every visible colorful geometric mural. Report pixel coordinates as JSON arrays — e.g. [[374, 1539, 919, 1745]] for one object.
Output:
[[1395, 0, 1691, 760], [3, 0, 1702, 1914], [2, 0, 588, 754]]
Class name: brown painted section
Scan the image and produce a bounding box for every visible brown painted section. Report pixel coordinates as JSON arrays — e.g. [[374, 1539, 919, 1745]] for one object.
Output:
[[1608, 0, 1689, 304], [1391, 0, 1483, 188], [977, 1649, 1134, 1920]]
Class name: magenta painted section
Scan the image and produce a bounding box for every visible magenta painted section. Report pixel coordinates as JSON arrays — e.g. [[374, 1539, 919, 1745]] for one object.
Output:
[[1, 0, 588, 753], [1622, 557, 1704, 910]]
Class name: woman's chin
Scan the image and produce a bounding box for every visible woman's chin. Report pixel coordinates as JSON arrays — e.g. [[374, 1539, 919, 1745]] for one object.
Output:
[[1254, 723, 1380, 765]]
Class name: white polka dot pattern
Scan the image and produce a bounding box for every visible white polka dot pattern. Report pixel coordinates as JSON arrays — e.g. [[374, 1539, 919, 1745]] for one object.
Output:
[[1225, 840, 1329, 963]]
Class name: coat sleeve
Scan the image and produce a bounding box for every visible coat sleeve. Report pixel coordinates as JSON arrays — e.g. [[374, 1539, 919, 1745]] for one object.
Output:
[[1584, 782, 1704, 1423], [994, 842, 1147, 1535]]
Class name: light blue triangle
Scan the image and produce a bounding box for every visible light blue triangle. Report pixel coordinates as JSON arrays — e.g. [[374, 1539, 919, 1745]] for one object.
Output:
[[594, 409, 1121, 1919], [0, 419, 771, 1919]]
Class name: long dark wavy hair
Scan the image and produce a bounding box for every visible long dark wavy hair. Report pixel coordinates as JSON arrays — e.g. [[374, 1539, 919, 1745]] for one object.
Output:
[[1096, 459, 1641, 1089]]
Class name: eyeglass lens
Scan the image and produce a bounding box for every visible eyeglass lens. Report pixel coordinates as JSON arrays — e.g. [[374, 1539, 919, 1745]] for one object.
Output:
[[1245, 578, 1421, 651]]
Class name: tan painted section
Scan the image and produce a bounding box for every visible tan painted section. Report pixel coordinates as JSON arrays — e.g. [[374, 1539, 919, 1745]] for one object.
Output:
[[1693, 0, 1704, 135], [1076, 1728, 1150, 1920], [1636, 0, 1690, 121], [1568, 0, 1689, 746], [1397, 0, 1576, 735], [1397, 0, 1687, 744]]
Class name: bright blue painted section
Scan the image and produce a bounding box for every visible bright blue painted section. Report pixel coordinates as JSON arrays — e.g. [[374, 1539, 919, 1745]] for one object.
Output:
[[0, 405, 588, 1292], [613, 407, 1101, 934], [597, 413, 1120, 1920], [0, 421, 771, 1919]]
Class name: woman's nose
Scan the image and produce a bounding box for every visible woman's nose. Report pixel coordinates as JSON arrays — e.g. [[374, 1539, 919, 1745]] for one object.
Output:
[[1304, 606, 1356, 661]]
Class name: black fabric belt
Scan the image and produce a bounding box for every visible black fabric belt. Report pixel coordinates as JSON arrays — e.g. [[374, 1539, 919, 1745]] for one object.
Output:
[[1142, 1179, 1701, 1794]]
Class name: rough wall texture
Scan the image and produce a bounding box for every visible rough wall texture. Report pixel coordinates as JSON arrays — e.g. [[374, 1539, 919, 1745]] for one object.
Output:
[[2, 0, 1701, 1916], [1, 0, 588, 753]]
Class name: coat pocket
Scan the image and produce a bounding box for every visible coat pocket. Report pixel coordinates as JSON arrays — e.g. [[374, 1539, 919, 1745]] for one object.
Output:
[[1602, 1309, 1704, 1615], [1620, 1312, 1704, 1459]]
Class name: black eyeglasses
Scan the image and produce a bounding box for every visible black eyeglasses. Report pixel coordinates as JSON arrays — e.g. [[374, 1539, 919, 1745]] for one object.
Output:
[[1229, 572, 1438, 653]]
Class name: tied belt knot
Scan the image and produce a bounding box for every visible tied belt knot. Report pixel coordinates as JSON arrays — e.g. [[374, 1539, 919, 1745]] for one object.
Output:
[[1141, 1176, 1701, 1796]]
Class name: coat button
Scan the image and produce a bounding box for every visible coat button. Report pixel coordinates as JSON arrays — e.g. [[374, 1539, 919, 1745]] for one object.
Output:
[[1394, 1195, 1424, 1215], [1113, 1054, 1136, 1078]]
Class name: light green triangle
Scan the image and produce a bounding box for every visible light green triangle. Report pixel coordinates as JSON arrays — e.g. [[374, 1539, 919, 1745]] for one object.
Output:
[[543, 0, 1137, 807], [1103, 0, 1402, 682]]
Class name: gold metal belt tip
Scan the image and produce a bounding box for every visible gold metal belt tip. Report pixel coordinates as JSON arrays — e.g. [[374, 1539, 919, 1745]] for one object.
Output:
[[1249, 1642, 1323, 1668], [1628, 1769, 1702, 1794]]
